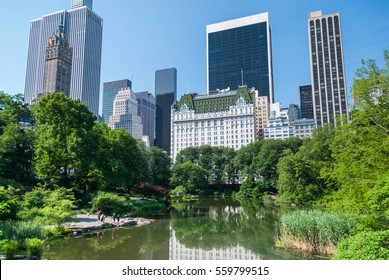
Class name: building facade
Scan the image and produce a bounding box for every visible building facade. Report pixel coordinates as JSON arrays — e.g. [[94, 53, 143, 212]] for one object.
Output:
[[155, 68, 177, 154], [42, 21, 72, 97], [293, 118, 315, 139], [308, 10, 348, 126], [206, 13, 274, 103], [135, 91, 156, 146], [253, 95, 270, 140], [71, 0, 93, 9], [264, 103, 294, 140], [171, 86, 255, 161], [24, 0, 103, 116], [108, 88, 143, 140], [102, 79, 132, 123], [299, 85, 314, 119], [288, 104, 300, 122]]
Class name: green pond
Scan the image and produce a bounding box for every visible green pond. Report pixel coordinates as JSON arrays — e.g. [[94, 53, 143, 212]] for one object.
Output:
[[43, 198, 322, 260]]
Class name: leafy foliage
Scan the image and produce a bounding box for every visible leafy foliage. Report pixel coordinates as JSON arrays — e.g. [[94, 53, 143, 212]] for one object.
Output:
[[0, 186, 19, 220], [131, 182, 169, 198], [90, 191, 132, 215], [170, 162, 209, 194], [146, 146, 171, 187], [0, 220, 49, 241], [175, 145, 237, 185], [18, 187, 76, 225], [25, 238, 44, 258], [333, 230, 389, 260]]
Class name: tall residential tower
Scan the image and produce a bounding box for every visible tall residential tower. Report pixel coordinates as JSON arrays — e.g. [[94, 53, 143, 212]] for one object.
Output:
[[206, 13, 274, 103], [154, 68, 177, 154], [24, 0, 103, 116], [308, 10, 348, 126]]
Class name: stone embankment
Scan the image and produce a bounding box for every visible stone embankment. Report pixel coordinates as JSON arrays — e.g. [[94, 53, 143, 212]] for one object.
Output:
[[65, 214, 155, 236]]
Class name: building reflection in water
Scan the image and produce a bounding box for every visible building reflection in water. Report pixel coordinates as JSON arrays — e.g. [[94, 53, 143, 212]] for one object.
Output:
[[169, 228, 262, 260]]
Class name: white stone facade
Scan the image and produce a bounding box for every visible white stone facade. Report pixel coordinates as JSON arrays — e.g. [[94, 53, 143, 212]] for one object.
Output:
[[171, 95, 255, 161], [264, 103, 294, 140]]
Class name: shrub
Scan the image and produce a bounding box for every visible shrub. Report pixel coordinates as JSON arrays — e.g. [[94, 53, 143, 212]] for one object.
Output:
[[1, 240, 19, 260], [278, 210, 355, 254], [131, 182, 169, 198], [333, 230, 389, 260], [170, 186, 186, 197], [132, 199, 164, 214], [18, 187, 76, 225], [90, 191, 132, 216], [25, 238, 44, 259], [49, 226, 72, 238], [0, 220, 49, 241]]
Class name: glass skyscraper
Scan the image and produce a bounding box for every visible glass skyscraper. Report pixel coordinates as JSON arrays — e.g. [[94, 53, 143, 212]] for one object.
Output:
[[308, 10, 348, 126], [206, 13, 274, 103], [154, 68, 177, 154], [102, 79, 132, 124], [24, 0, 102, 116], [135, 91, 156, 147], [299, 85, 314, 119]]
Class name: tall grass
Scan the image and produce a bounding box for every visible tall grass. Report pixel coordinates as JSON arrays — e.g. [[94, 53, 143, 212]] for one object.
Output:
[[277, 210, 355, 254], [0, 220, 49, 242]]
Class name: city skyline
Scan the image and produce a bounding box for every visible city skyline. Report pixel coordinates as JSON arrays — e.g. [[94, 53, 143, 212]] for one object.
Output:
[[0, 0, 388, 115]]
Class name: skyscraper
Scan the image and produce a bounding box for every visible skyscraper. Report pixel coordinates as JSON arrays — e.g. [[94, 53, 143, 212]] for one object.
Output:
[[71, 0, 93, 9], [108, 88, 143, 140], [24, 0, 103, 116], [42, 21, 72, 97], [135, 91, 156, 147], [288, 104, 300, 122], [155, 68, 177, 154], [102, 79, 132, 123], [299, 85, 314, 119], [206, 12, 274, 103], [308, 10, 349, 126]]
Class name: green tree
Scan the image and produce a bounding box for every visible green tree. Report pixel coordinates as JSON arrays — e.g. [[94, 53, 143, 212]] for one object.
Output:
[[170, 162, 209, 194], [90, 124, 147, 193], [0, 92, 31, 134], [0, 186, 19, 220], [352, 49, 389, 132], [146, 146, 171, 187], [0, 123, 34, 183], [251, 139, 288, 192], [33, 93, 96, 188], [320, 50, 389, 213]]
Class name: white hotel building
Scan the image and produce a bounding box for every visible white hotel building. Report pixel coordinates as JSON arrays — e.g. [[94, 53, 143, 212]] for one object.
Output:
[[171, 87, 256, 161]]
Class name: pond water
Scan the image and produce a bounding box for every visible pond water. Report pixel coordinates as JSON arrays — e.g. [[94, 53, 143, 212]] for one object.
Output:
[[43, 198, 322, 260]]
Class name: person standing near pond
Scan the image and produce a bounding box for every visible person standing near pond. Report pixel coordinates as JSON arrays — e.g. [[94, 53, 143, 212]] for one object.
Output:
[[97, 210, 102, 222]]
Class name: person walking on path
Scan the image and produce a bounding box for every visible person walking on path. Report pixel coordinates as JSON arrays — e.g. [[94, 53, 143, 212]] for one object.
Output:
[[97, 210, 102, 222]]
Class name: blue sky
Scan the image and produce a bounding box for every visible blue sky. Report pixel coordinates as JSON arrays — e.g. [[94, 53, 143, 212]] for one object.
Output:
[[0, 0, 388, 114]]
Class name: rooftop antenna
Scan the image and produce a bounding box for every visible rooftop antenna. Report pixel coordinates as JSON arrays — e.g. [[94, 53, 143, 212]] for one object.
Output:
[[187, 80, 190, 93], [241, 68, 244, 87]]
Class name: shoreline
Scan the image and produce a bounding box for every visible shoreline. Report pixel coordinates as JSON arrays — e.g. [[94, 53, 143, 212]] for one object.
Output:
[[65, 214, 155, 236]]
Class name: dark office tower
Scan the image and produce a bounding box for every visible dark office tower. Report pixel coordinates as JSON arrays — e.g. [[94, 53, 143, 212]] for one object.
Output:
[[154, 68, 177, 154], [308, 11, 349, 126], [24, 0, 102, 116], [299, 85, 314, 119], [42, 21, 72, 97], [288, 104, 300, 122], [207, 13, 274, 103], [135, 91, 156, 146], [102, 79, 132, 123]]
